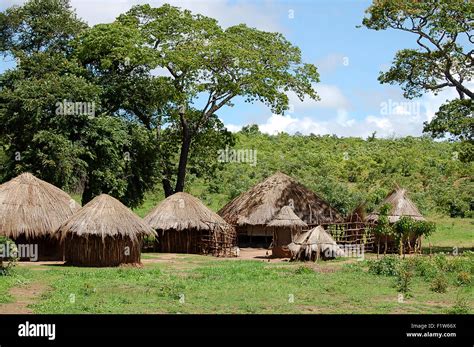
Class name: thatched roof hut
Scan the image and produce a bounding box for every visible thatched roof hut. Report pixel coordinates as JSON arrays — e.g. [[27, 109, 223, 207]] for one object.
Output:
[[288, 226, 345, 261], [218, 172, 342, 245], [367, 188, 425, 224], [59, 194, 155, 267], [0, 172, 80, 260], [144, 192, 236, 256], [268, 206, 307, 258]]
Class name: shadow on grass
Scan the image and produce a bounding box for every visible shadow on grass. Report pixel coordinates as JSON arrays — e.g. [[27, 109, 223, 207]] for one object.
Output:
[[421, 246, 473, 255]]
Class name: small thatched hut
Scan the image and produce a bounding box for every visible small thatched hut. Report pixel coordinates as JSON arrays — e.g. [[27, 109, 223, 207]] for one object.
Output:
[[58, 194, 155, 267], [268, 206, 307, 258], [0, 173, 80, 260], [367, 188, 426, 223], [367, 187, 426, 253], [288, 226, 345, 261], [218, 172, 342, 246], [144, 192, 236, 256]]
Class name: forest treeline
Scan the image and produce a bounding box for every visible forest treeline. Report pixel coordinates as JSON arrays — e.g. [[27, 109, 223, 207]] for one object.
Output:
[[183, 127, 473, 218]]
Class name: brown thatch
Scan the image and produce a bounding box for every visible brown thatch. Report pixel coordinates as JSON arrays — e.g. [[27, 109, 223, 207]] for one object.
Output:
[[218, 172, 342, 246], [144, 192, 236, 256], [268, 206, 308, 229], [59, 194, 155, 267], [219, 172, 342, 227], [268, 206, 307, 258], [0, 173, 80, 260], [288, 226, 345, 261], [367, 188, 425, 224]]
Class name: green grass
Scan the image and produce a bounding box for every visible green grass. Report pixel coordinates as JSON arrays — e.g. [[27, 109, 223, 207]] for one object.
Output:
[[425, 216, 473, 253], [1, 217, 471, 314], [0, 254, 468, 314]]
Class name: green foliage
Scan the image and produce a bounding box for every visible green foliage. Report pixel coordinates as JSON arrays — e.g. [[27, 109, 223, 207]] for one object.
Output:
[[448, 294, 471, 314], [456, 272, 471, 286], [362, 0, 473, 152], [430, 272, 448, 293], [0, 236, 18, 276], [205, 132, 473, 217], [395, 261, 413, 295], [368, 256, 399, 276]]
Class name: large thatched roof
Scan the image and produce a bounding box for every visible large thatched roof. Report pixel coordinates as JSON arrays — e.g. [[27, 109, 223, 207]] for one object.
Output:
[[367, 188, 425, 223], [268, 206, 308, 229], [0, 173, 80, 239], [144, 192, 233, 232], [288, 226, 345, 259], [59, 194, 155, 244], [218, 172, 342, 226]]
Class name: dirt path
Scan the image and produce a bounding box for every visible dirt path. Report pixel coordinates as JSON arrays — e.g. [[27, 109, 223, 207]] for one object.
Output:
[[0, 281, 48, 314]]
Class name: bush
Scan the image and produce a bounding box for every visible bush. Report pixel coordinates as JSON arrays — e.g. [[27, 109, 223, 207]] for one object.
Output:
[[456, 271, 471, 286], [430, 272, 448, 293], [294, 265, 314, 275], [447, 295, 471, 314], [396, 261, 413, 295], [0, 236, 18, 276], [368, 256, 399, 276]]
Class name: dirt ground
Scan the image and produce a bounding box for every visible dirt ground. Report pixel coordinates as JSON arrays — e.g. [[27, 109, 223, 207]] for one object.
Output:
[[0, 281, 48, 314]]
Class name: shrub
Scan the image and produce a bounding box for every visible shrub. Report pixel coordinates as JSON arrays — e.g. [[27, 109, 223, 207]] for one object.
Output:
[[0, 236, 18, 276], [430, 272, 448, 293], [294, 265, 314, 275], [396, 261, 413, 295], [368, 256, 399, 276], [447, 295, 471, 314], [456, 271, 471, 286]]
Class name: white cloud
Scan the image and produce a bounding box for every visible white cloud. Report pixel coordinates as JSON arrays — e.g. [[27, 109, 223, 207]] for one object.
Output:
[[288, 84, 350, 112], [2, 0, 285, 32]]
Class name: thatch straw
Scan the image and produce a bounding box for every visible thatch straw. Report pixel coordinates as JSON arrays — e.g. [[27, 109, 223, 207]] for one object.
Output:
[[59, 194, 156, 243], [144, 192, 232, 232], [0, 172, 80, 240], [288, 226, 345, 260], [268, 206, 308, 229], [59, 194, 156, 267], [218, 172, 342, 226], [367, 187, 425, 223], [144, 192, 236, 256]]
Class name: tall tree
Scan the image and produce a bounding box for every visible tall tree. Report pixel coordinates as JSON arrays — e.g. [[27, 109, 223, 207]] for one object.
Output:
[[362, 0, 473, 160], [116, 4, 320, 196]]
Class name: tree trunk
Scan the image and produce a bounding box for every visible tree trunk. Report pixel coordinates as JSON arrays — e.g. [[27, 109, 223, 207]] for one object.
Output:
[[81, 177, 94, 206], [174, 111, 191, 193], [162, 178, 174, 197]]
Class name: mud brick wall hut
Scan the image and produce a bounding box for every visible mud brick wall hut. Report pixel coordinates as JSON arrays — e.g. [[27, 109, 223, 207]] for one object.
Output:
[[58, 194, 156, 267], [0, 173, 80, 260], [218, 172, 343, 247], [144, 192, 236, 257]]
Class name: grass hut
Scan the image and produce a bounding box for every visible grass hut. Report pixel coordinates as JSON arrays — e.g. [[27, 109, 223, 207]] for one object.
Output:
[[144, 192, 236, 256], [218, 172, 342, 246], [58, 194, 155, 267], [367, 187, 426, 253], [0, 173, 80, 260], [268, 206, 307, 258], [367, 187, 426, 223], [288, 226, 344, 261]]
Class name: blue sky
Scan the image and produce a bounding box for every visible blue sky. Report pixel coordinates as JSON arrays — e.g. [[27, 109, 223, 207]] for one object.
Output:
[[0, 0, 462, 138]]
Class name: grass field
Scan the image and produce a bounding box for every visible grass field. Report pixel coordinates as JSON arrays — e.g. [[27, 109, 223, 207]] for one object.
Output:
[[0, 217, 472, 314]]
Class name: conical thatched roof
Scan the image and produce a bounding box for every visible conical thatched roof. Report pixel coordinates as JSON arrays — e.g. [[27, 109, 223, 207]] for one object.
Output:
[[288, 226, 345, 259], [144, 192, 233, 232], [367, 188, 425, 223], [268, 206, 308, 229], [0, 173, 80, 239], [218, 172, 342, 226], [59, 194, 155, 243]]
